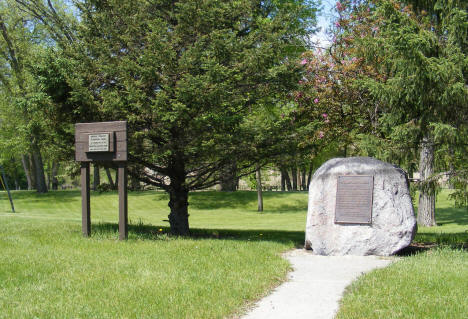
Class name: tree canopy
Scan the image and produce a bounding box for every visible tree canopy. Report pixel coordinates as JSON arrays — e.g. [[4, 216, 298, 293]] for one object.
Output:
[[298, 0, 467, 224], [1, 0, 465, 233], [34, 0, 318, 234]]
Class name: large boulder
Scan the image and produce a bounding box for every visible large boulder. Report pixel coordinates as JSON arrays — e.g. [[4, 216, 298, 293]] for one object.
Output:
[[305, 157, 416, 256]]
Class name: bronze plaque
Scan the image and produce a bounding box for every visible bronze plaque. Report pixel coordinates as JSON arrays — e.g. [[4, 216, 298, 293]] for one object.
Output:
[[335, 175, 373, 224]]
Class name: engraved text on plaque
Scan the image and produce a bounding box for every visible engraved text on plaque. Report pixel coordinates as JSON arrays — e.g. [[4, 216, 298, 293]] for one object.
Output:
[[88, 133, 110, 152], [335, 175, 373, 224]]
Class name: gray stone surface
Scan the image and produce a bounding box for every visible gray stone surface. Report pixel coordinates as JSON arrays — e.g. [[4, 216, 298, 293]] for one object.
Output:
[[305, 157, 416, 256]]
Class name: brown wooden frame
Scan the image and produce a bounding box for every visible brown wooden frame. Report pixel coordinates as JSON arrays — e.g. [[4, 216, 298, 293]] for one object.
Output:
[[75, 121, 128, 240]]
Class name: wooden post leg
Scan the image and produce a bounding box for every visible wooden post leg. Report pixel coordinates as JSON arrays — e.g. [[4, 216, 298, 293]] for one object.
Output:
[[118, 163, 128, 240], [81, 162, 91, 237], [0, 165, 15, 213]]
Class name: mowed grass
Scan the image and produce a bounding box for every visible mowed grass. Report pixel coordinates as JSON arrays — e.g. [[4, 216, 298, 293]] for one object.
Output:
[[0, 189, 466, 318], [336, 190, 468, 319], [335, 248, 468, 319], [0, 190, 307, 319], [0, 190, 307, 231], [412, 191, 468, 246]]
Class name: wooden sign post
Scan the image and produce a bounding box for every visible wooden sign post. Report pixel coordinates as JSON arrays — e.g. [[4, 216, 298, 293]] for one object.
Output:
[[75, 121, 128, 240]]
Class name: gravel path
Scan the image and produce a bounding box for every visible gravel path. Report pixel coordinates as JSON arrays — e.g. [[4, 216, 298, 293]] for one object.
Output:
[[241, 249, 393, 319]]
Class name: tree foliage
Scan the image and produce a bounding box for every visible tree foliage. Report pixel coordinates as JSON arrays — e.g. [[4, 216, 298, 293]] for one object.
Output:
[[36, 0, 318, 234], [298, 0, 467, 223]]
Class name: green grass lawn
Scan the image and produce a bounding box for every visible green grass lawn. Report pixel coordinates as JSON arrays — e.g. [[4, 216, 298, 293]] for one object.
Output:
[[336, 190, 468, 319], [0, 189, 466, 318], [412, 191, 468, 247], [0, 190, 306, 319], [336, 248, 468, 319]]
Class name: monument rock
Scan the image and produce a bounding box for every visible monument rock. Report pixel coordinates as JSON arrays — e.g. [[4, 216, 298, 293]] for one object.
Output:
[[305, 157, 416, 256]]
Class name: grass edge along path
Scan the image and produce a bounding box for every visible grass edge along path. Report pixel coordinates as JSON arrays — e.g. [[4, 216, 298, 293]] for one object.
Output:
[[0, 189, 466, 318], [0, 190, 307, 319], [335, 248, 468, 319], [0, 219, 298, 319], [335, 190, 468, 319]]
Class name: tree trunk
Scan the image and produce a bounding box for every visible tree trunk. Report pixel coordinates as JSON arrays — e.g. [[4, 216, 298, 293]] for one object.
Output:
[[281, 171, 286, 191], [168, 181, 190, 236], [256, 164, 263, 212], [301, 168, 307, 190], [21, 154, 33, 190], [31, 142, 47, 193], [46, 161, 51, 190], [105, 167, 115, 188], [307, 164, 313, 190], [52, 161, 59, 190], [281, 168, 292, 191], [417, 136, 436, 227], [220, 162, 238, 191], [29, 154, 36, 189], [130, 174, 141, 190], [291, 165, 298, 191]]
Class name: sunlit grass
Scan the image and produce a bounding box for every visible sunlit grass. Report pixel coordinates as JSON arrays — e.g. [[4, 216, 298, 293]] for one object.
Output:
[[413, 190, 468, 246], [1, 218, 291, 319], [336, 248, 468, 319], [0, 189, 466, 318], [336, 190, 468, 319], [0, 190, 308, 232], [0, 190, 306, 319]]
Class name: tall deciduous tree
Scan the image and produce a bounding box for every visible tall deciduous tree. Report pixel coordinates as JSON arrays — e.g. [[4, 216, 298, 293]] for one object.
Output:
[[0, 1, 51, 193]]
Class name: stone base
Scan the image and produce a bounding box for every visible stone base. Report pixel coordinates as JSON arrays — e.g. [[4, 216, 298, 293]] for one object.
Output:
[[305, 157, 417, 256]]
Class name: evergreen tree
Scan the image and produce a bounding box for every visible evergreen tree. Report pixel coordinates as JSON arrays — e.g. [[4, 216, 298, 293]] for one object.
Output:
[[55, 0, 318, 234], [323, 0, 467, 226]]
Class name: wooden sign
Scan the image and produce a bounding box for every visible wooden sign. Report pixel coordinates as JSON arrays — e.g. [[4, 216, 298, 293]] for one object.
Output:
[[75, 121, 128, 240], [335, 175, 373, 224], [75, 121, 126, 162]]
